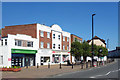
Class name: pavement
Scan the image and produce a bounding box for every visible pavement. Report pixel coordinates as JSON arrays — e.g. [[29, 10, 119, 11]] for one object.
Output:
[[1, 60, 118, 78], [51, 59, 120, 78]]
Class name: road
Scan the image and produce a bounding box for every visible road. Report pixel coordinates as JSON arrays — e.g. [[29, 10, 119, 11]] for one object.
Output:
[[52, 59, 120, 78]]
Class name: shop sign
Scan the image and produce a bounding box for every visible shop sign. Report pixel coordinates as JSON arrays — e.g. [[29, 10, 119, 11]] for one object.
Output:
[[8, 58, 11, 61], [11, 49, 37, 54]]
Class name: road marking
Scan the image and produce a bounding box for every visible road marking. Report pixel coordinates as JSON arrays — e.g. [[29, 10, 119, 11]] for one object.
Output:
[[90, 69, 120, 78]]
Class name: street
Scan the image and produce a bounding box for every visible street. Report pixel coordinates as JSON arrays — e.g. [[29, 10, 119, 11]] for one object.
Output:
[[51, 59, 119, 78]]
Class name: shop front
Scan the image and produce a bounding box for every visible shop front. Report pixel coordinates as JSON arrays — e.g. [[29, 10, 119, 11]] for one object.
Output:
[[11, 49, 37, 67]]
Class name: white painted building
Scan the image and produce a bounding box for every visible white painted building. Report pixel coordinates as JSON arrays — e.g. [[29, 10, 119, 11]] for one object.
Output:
[[0, 23, 71, 67]]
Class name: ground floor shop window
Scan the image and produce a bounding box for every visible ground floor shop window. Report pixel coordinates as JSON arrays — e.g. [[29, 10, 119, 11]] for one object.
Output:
[[62, 55, 69, 63], [52, 54, 61, 63], [44, 57, 50, 63]]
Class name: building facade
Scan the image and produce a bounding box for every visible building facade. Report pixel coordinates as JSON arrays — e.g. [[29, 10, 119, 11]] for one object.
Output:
[[0, 23, 71, 67], [87, 36, 106, 47]]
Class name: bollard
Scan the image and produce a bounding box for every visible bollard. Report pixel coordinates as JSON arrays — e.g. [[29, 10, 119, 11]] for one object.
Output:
[[60, 63, 62, 69], [81, 63, 83, 69], [37, 63, 39, 68], [72, 63, 73, 69], [48, 62, 50, 68]]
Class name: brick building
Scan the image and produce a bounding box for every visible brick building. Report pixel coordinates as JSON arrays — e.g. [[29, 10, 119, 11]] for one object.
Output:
[[0, 23, 71, 67]]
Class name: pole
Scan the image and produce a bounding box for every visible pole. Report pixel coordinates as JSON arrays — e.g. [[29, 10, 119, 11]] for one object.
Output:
[[92, 14, 96, 67]]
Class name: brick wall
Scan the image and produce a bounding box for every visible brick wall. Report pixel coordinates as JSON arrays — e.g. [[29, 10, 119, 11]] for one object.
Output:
[[2, 24, 37, 38], [71, 34, 82, 43], [62, 36, 69, 50], [39, 30, 52, 49]]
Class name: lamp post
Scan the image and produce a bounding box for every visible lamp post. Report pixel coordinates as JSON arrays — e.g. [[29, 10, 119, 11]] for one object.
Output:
[[92, 14, 96, 67]]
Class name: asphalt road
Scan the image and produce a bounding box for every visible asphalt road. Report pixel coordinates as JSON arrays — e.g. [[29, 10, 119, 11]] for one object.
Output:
[[52, 59, 120, 78]]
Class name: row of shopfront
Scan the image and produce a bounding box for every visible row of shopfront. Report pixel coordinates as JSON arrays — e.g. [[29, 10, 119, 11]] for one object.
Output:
[[11, 49, 70, 67]]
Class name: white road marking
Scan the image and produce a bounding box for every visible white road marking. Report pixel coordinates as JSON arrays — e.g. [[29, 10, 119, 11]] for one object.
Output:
[[90, 69, 120, 78]]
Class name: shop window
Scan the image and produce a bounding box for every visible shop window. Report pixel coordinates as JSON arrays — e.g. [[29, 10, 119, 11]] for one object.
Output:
[[63, 36, 65, 41], [53, 44, 55, 49], [44, 57, 50, 63], [58, 35, 60, 40], [63, 45, 65, 50], [0, 56, 3, 64], [41, 31, 44, 37], [67, 45, 69, 50], [41, 42, 44, 48], [53, 34, 55, 39], [27, 41, 33, 47], [5, 39, 7, 45], [47, 43, 50, 48], [58, 44, 60, 49], [67, 37, 69, 42], [47, 32, 50, 38], [1, 39, 3, 46]]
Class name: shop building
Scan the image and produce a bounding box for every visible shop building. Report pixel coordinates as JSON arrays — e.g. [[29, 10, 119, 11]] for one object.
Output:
[[0, 23, 71, 67]]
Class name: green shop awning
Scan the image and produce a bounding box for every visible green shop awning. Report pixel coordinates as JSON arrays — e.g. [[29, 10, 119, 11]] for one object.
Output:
[[11, 49, 37, 54]]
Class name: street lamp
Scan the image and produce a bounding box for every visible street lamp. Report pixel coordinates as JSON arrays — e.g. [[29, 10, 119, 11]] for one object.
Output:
[[92, 14, 96, 67]]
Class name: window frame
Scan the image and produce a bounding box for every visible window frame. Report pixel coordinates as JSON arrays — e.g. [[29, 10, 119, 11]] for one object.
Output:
[[41, 42, 44, 48], [63, 45, 65, 50], [58, 35, 60, 40], [53, 34, 55, 39], [63, 36, 65, 41], [58, 44, 60, 49], [40, 31, 44, 37], [0, 56, 3, 65], [5, 39, 7, 45], [67, 37, 69, 42], [53, 44, 55, 49], [1, 39, 3, 46], [47, 32, 50, 38], [47, 43, 50, 49]]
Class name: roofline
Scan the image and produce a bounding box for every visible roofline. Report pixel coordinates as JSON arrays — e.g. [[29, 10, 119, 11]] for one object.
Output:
[[71, 34, 82, 39]]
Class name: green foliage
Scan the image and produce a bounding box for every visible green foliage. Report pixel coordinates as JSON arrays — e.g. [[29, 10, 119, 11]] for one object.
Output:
[[0, 29, 1, 35], [9, 66, 11, 68], [14, 66, 17, 69], [70, 40, 108, 61]]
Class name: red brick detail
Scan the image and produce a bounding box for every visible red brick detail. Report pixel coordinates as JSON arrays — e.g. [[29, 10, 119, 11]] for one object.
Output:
[[39, 30, 52, 49], [63, 36, 69, 50], [71, 34, 82, 43], [2, 24, 37, 38]]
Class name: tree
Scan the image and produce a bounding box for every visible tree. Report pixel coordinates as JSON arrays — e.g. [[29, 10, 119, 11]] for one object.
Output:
[[82, 40, 91, 61], [70, 41, 83, 61], [0, 29, 1, 35]]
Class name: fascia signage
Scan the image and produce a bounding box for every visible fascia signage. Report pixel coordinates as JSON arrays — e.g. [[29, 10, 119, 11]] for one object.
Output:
[[11, 49, 37, 54]]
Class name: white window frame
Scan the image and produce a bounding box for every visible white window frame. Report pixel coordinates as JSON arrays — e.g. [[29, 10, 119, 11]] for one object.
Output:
[[53, 44, 55, 49], [47, 32, 50, 38], [67, 37, 69, 42], [67, 45, 69, 50], [58, 35, 60, 40], [53, 34, 55, 39], [63, 45, 65, 50], [5, 39, 7, 45], [41, 31, 44, 37], [27, 41, 33, 47], [63, 36, 65, 41], [17, 40, 22, 46], [58, 44, 60, 49], [47, 43, 50, 49], [1, 39, 3, 46], [41, 42, 44, 48]]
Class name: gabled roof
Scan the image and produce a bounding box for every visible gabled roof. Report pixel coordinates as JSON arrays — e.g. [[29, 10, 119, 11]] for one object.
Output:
[[87, 36, 106, 45]]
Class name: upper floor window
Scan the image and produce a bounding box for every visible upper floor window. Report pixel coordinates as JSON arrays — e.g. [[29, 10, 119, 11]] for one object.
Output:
[[1, 39, 3, 46], [67, 45, 69, 50], [40, 31, 44, 37], [47, 32, 50, 38], [18, 40, 22, 46], [58, 35, 60, 40], [47, 43, 50, 49], [27, 41, 33, 47], [67, 37, 69, 42], [63, 36, 65, 41], [53, 34, 55, 39], [63, 45, 65, 50], [5, 39, 7, 45], [41, 42, 44, 48], [58, 44, 60, 49], [53, 44, 55, 49], [15, 40, 22, 46]]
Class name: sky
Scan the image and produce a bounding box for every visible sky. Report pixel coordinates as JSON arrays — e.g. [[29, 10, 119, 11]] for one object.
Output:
[[2, 2, 118, 51]]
